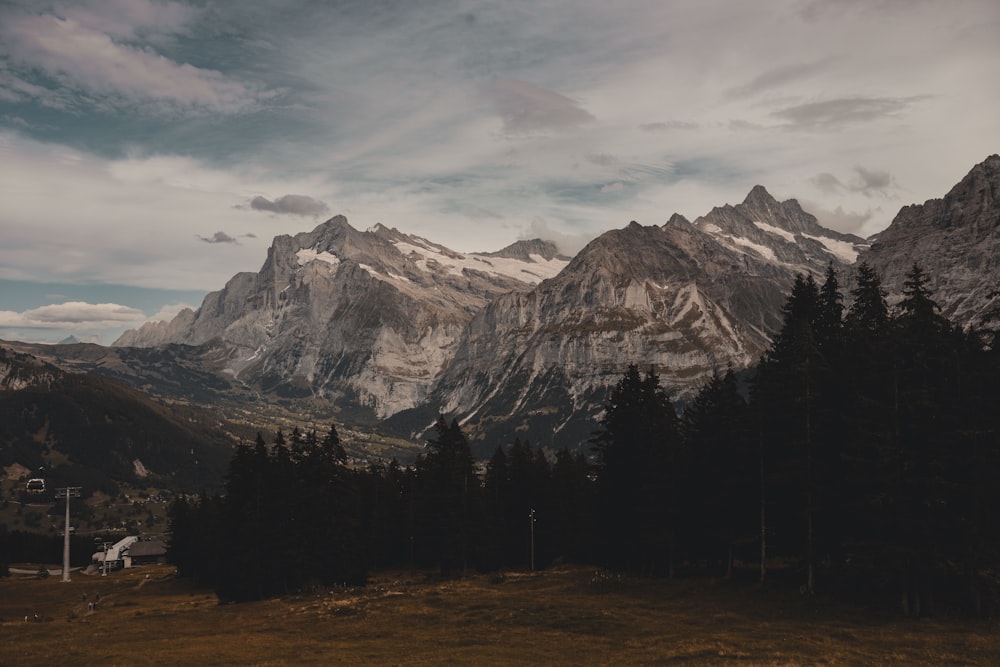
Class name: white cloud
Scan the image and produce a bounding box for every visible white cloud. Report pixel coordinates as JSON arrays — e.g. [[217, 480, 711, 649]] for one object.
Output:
[[0, 301, 147, 330], [0, 131, 330, 290], [59, 0, 198, 41], [147, 302, 193, 323], [0, 0, 998, 305], [0, 9, 257, 113], [519, 217, 601, 256]]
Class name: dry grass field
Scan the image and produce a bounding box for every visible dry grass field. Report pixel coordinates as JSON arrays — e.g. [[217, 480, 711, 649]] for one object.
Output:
[[2, 564, 998, 665]]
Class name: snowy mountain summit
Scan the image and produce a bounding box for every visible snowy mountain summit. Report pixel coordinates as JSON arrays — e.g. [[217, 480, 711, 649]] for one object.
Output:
[[112, 158, 997, 448], [115, 217, 569, 418], [694, 185, 865, 271]]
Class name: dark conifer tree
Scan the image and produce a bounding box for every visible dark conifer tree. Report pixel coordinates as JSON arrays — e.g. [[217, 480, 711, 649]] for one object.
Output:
[[816, 263, 845, 356], [549, 448, 595, 565], [887, 264, 964, 615], [505, 438, 535, 568], [682, 369, 753, 578], [754, 273, 844, 593], [297, 422, 365, 587], [216, 435, 271, 600], [593, 364, 681, 576], [847, 261, 890, 335], [166, 494, 195, 577], [359, 458, 409, 571], [414, 417, 477, 575], [480, 445, 510, 571], [529, 448, 553, 569]]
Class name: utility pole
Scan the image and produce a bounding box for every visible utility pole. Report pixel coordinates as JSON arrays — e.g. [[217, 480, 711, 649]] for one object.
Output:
[[57, 487, 81, 582], [529, 508, 536, 572]]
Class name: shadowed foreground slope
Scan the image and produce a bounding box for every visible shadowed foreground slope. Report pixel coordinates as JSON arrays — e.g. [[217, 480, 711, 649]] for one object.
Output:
[[2, 565, 997, 665]]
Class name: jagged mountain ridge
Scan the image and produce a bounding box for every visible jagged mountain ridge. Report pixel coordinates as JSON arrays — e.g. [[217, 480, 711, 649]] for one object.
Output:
[[113, 189, 868, 449], [859, 154, 1000, 329], [100, 156, 998, 452], [695, 185, 866, 273], [408, 191, 863, 448], [115, 218, 570, 418]]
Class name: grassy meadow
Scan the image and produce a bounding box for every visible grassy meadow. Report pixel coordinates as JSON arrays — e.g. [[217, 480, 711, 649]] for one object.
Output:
[[1, 564, 998, 665]]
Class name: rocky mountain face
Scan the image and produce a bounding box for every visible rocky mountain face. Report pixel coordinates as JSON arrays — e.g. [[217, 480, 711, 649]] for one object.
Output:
[[100, 157, 997, 452], [115, 217, 569, 419], [400, 190, 865, 449], [694, 185, 865, 273], [0, 346, 60, 392], [859, 154, 1000, 330]]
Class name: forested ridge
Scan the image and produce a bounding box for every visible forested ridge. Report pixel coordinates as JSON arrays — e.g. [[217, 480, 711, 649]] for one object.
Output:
[[168, 262, 999, 615]]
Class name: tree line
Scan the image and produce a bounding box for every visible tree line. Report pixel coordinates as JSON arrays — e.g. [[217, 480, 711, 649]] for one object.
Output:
[[168, 262, 999, 615]]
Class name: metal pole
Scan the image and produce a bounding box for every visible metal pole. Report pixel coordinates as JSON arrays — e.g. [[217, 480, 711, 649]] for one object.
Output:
[[57, 487, 81, 583], [62, 488, 71, 582], [529, 508, 536, 572]]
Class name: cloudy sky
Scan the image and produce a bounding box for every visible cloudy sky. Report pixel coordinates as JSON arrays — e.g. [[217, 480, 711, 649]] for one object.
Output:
[[1, 0, 998, 344]]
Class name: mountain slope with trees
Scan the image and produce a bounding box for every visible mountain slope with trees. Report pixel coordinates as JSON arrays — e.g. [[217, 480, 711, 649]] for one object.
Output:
[[0, 347, 234, 495], [170, 259, 999, 614]]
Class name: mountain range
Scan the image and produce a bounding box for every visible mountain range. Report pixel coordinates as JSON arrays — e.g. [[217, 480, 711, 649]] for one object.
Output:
[[4, 154, 998, 461]]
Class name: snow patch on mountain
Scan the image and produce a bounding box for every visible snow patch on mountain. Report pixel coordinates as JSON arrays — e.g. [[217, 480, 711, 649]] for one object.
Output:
[[753, 220, 796, 243], [802, 234, 860, 263], [296, 248, 341, 267], [723, 235, 778, 261], [392, 241, 568, 284]]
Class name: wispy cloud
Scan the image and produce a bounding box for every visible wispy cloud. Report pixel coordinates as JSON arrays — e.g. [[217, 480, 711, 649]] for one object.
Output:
[[727, 60, 834, 99], [484, 78, 594, 134], [58, 0, 198, 41], [0, 0, 998, 325], [640, 121, 699, 133], [519, 217, 601, 256], [810, 166, 896, 197], [800, 201, 880, 238], [772, 96, 925, 129], [0, 5, 259, 114]]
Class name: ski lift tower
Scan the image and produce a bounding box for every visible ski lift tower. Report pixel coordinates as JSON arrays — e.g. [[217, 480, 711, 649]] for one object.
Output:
[[56, 486, 81, 582]]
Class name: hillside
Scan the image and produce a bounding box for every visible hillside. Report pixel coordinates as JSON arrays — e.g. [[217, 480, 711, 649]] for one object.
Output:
[[0, 346, 234, 495]]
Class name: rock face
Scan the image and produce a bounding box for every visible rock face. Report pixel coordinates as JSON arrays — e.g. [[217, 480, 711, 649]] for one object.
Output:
[[859, 155, 1000, 329], [409, 189, 865, 448], [114, 217, 569, 419], [0, 347, 60, 392], [108, 158, 1000, 450], [694, 185, 866, 273]]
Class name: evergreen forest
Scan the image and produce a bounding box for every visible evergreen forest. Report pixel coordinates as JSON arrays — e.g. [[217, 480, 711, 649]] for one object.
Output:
[[167, 262, 1000, 616]]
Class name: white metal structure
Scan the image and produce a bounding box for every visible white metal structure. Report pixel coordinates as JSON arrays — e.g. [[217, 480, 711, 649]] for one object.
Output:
[[91, 535, 140, 572]]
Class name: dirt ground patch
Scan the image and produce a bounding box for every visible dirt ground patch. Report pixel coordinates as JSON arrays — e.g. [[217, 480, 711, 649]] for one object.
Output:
[[1, 565, 998, 665]]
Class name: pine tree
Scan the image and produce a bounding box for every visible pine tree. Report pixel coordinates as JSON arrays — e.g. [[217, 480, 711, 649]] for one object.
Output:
[[816, 263, 845, 356], [550, 448, 595, 564], [847, 261, 889, 335], [480, 445, 510, 571], [682, 369, 753, 578], [297, 422, 365, 587], [754, 273, 843, 593], [414, 417, 478, 576], [593, 365, 682, 576]]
